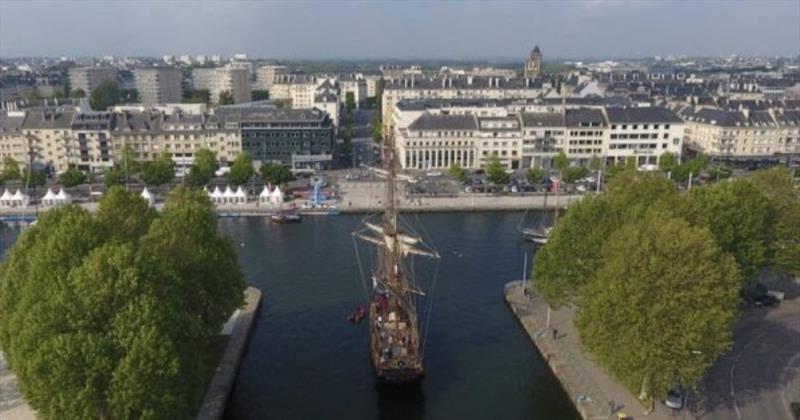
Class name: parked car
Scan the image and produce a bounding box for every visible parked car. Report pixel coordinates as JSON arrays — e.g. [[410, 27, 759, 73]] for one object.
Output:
[[665, 387, 686, 410], [426, 171, 443, 177], [753, 294, 780, 307]]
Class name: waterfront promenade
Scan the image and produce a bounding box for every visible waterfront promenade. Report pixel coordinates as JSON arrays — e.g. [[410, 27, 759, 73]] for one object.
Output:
[[505, 280, 668, 420]]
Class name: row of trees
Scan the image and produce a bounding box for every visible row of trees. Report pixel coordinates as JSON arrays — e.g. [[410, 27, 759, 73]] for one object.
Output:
[[0, 187, 246, 418], [532, 167, 800, 402]]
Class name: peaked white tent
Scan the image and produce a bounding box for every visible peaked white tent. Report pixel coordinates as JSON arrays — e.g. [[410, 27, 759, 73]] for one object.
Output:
[[8, 190, 30, 208], [233, 186, 248, 204], [259, 185, 272, 204], [41, 188, 57, 206], [140, 187, 155, 207], [223, 186, 236, 204], [0, 189, 14, 208], [271, 186, 284, 205], [210, 186, 224, 204], [55, 188, 72, 205]]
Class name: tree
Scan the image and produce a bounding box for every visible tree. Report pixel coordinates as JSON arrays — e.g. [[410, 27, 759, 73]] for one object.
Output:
[[120, 144, 141, 175], [218, 90, 234, 105], [659, 152, 679, 172], [449, 163, 467, 183], [674, 178, 771, 283], [576, 214, 740, 401], [90, 80, 121, 111], [749, 168, 800, 276], [103, 167, 126, 188], [120, 89, 139, 104], [485, 153, 510, 185], [564, 165, 590, 183], [228, 152, 254, 186], [24, 170, 47, 188], [141, 151, 175, 187], [58, 168, 87, 188], [552, 151, 569, 176], [260, 162, 294, 186], [182, 89, 210, 104], [70, 88, 86, 99], [0, 188, 245, 418], [185, 148, 217, 187], [588, 156, 603, 172], [345, 92, 355, 113], [527, 167, 544, 184], [252, 90, 269, 101], [1, 157, 21, 182]]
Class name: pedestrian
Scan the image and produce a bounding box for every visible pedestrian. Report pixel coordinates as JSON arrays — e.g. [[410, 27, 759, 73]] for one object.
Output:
[[552, 328, 558, 340]]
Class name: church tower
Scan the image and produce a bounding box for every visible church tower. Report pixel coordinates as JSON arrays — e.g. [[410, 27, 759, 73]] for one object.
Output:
[[525, 45, 542, 78]]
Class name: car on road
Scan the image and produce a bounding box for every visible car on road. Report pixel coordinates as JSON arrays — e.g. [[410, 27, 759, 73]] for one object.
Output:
[[664, 387, 686, 410], [752, 294, 780, 307], [426, 171, 443, 177]]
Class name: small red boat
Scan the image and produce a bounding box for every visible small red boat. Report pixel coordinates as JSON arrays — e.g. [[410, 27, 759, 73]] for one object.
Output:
[[347, 305, 367, 324]]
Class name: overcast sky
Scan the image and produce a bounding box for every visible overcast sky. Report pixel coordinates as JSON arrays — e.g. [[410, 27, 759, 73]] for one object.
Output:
[[1, 0, 798, 60]]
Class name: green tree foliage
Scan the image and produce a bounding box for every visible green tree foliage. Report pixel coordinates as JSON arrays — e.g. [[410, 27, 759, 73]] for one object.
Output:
[[658, 152, 678, 172], [576, 214, 740, 399], [24, 170, 47, 188], [70, 88, 86, 99], [182, 89, 211, 104], [185, 148, 217, 187], [527, 167, 544, 184], [228, 152, 254, 186], [749, 168, 800, 276], [103, 167, 126, 188], [252, 90, 269, 101], [449, 163, 467, 183], [58, 168, 87, 188], [120, 144, 141, 175], [552, 150, 569, 175], [90, 80, 121, 111], [485, 153, 510, 185], [120, 89, 139, 104], [671, 154, 709, 183], [218, 90, 234, 105], [588, 156, 603, 172], [141, 151, 175, 187], [260, 162, 294, 186], [673, 179, 770, 283], [564, 166, 590, 183], [345, 92, 355, 113], [1, 157, 21, 181], [0, 188, 245, 418]]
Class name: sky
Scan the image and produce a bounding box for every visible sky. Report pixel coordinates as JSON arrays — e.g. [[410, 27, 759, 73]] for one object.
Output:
[[0, 0, 798, 60]]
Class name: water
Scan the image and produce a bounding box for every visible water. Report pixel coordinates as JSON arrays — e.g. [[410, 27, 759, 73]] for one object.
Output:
[[219, 212, 577, 420], [0, 212, 578, 420]]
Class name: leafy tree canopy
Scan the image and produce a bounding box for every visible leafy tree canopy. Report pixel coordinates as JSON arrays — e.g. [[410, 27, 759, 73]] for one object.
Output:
[[1, 157, 21, 182], [59, 168, 87, 188], [527, 167, 544, 184], [218, 90, 234, 105], [141, 152, 175, 187], [485, 153, 510, 185], [748, 168, 800, 276], [260, 161, 294, 186], [103, 167, 126, 188], [552, 151, 569, 174], [185, 148, 217, 187], [90, 80, 121, 111], [576, 214, 740, 400], [228, 152, 254, 186], [252, 90, 269, 101], [449, 163, 467, 183], [0, 188, 245, 419]]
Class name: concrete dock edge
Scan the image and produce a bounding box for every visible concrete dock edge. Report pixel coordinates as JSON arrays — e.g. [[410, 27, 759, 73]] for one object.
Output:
[[197, 286, 262, 420]]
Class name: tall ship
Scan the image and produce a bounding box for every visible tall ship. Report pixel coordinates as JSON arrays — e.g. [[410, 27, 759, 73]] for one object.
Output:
[[353, 135, 440, 383]]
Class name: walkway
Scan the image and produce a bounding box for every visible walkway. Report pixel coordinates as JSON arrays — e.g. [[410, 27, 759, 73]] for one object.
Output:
[[0, 351, 35, 420], [505, 280, 670, 420]]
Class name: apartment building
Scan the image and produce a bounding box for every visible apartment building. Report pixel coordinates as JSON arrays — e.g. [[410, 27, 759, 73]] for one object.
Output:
[[68, 67, 118, 94], [192, 67, 252, 104], [679, 106, 800, 160], [394, 99, 684, 170], [256, 65, 287, 90], [0, 112, 28, 167], [339, 74, 367, 108], [21, 109, 75, 173], [133, 68, 183, 104], [381, 76, 544, 135]]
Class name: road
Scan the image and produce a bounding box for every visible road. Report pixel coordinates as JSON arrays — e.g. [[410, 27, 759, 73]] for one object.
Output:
[[689, 298, 800, 420]]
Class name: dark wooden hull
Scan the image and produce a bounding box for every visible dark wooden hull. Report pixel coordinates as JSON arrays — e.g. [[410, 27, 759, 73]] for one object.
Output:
[[270, 214, 301, 224]]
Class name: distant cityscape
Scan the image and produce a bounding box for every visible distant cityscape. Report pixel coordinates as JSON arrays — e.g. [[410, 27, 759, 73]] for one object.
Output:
[[1, 47, 799, 179]]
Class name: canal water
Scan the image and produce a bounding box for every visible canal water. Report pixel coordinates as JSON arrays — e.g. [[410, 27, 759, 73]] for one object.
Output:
[[0, 212, 577, 420], [219, 212, 577, 420]]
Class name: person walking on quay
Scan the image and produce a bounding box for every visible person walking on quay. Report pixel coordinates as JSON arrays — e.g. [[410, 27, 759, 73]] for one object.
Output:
[[552, 328, 558, 340]]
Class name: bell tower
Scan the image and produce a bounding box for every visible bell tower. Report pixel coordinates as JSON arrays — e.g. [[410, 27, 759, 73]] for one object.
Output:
[[525, 45, 542, 78]]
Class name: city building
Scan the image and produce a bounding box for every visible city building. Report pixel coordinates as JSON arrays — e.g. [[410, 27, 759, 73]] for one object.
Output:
[[192, 67, 252, 104], [68, 67, 118, 95], [133, 68, 183, 105], [524, 45, 543, 78], [256, 65, 288, 90]]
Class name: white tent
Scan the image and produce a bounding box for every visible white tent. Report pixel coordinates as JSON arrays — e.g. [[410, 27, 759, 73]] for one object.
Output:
[[140, 187, 155, 207], [223, 186, 236, 204], [0, 189, 13, 208], [210, 186, 224, 204], [9, 190, 30, 207], [234, 186, 248, 204], [271, 186, 284, 205], [41, 188, 57, 206], [259, 185, 272, 204], [55, 188, 72, 205]]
